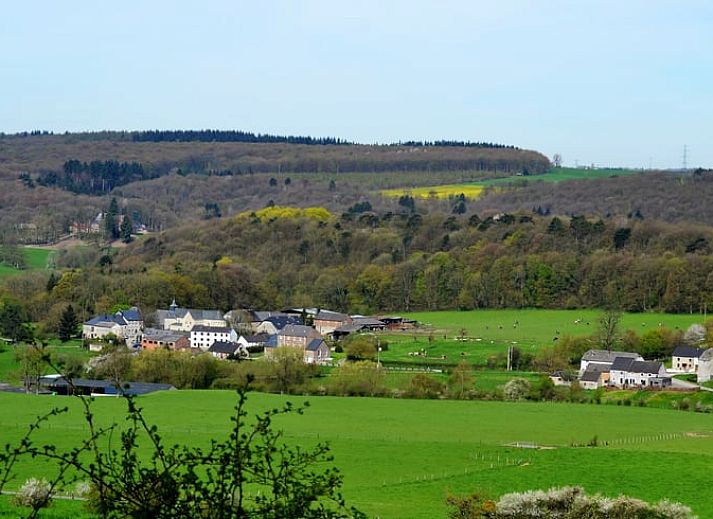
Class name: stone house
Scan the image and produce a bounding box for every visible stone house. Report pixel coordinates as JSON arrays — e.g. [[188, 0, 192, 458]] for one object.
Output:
[[156, 300, 226, 332], [82, 307, 143, 348], [671, 346, 707, 373]]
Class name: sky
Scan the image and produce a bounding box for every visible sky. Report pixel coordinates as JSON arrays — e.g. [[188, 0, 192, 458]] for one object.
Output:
[[1, 1, 711, 168]]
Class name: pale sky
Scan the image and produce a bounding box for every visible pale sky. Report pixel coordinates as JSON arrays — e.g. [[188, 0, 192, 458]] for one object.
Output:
[[1, 1, 711, 168]]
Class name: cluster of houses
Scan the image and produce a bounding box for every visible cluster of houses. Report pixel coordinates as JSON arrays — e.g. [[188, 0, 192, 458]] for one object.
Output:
[[573, 344, 713, 390], [81, 301, 415, 365]]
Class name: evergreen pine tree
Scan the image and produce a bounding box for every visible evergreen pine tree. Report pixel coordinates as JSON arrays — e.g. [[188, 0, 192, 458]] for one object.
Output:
[[46, 272, 59, 292], [104, 198, 120, 240], [58, 304, 78, 342], [120, 214, 133, 243]]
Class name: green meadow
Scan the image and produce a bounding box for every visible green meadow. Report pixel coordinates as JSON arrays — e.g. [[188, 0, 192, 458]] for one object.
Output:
[[1, 390, 712, 518], [0, 247, 54, 278], [374, 309, 704, 369]]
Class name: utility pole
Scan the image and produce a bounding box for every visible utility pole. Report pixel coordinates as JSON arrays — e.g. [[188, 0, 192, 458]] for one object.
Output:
[[682, 145, 688, 172]]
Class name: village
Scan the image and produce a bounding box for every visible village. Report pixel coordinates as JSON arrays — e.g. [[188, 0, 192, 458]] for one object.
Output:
[[78, 301, 713, 396]]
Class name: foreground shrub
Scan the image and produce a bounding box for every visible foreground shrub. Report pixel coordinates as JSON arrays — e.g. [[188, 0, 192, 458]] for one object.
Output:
[[12, 478, 52, 512], [448, 486, 697, 518]]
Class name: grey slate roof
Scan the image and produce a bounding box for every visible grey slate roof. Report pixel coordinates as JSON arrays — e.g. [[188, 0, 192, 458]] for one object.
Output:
[[142, 328, 188, 342], [121, 307, 142, 321], [672, 346, 707, 358], [628, 360, 664, 375], [610, 357, 636, 371], [315, 310, 349, 322], [580, 368, 604, 383], [85, 314, 124, 327], [244, 333, 270, 344], [254, 311, 289, 322], [582, 349, 641, 363], [208, 341, 241, 355], [191, 324, 232, 333], [306, 338, 328, 352], [278, 324, 319, 338], [262, 315, 303, 330], [264, 335, 278, 348], [157, 307, 224, 323], [38, 376, 175, 395]]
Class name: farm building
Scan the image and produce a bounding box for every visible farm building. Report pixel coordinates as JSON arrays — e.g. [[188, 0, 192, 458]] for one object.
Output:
[[671, 346, 707, 373], [35, 375, 175, 396], [608, 358, 670, 389], [579, 366, 609, 390], [579, 349, 642, 375]]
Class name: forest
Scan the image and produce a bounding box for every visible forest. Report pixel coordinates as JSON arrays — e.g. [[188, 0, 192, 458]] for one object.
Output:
[[4, 206, 713, 342], [2, 131, 713, 325]]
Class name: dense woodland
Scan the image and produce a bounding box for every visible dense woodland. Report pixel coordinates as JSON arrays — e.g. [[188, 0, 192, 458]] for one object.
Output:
[[0, 132, 549, 240], [2, 132, 713, 323], [3, 207, 713, 340], [470, 170, 713, 225]]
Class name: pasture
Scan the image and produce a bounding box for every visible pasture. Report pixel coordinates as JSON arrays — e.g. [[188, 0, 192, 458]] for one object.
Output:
[[375, 309, 704, 369], [1, 391, 712, 518], [0, 340, 88, 385], [0, 247, 54, 278]]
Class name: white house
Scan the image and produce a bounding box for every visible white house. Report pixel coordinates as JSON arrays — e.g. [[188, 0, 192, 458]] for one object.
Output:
[[609, 357, 670, 389], [579, 349, 642, 375], [190, 325, 238, 351], [671, 346, 707, 373]]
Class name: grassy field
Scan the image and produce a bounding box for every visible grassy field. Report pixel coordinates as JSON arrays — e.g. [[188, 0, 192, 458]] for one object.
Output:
[[374, 309, 704, 369], [379, 167, 642, 201], [1, 391, 712, 518], [0, 247, 54, 278], [0, 340, 88, 385]]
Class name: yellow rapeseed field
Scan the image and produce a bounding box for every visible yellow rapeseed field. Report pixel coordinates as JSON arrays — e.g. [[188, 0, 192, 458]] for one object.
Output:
[[381, 183, 484, 199]]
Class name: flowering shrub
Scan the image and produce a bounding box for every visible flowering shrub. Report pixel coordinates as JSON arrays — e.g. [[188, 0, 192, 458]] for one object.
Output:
[[12, 478, 52, 512]]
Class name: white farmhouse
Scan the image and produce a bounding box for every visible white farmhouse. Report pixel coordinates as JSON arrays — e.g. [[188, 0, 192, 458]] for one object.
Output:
[[609, 357, 670, 389], [671, 346, 707, 373], [190, 325, 238, 351], [579, 349, 642, 375]]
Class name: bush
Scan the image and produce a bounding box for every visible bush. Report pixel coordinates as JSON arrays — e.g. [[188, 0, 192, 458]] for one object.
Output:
[[495, 486, 694, 518], [13, 477, 52, 512], [503, 378, 531, 401]]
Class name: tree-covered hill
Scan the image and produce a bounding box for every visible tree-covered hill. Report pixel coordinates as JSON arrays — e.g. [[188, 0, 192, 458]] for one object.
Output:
[[0, 132, 549, 182]]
